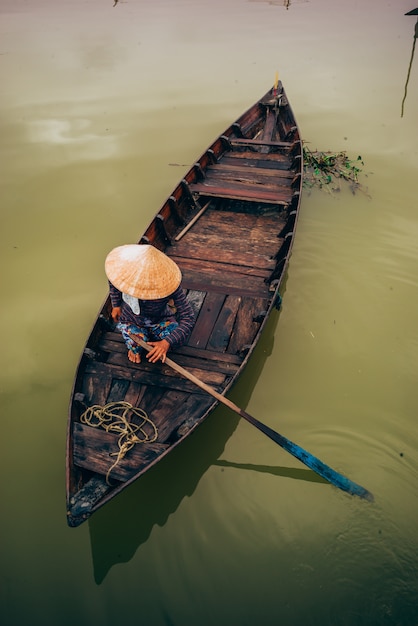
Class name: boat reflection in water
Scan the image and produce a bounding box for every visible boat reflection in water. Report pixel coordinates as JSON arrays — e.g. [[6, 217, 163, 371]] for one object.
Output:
[[88, 307, 281, 584]]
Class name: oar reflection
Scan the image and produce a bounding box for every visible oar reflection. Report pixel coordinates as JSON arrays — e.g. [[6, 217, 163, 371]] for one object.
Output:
[[213, 459, 329, 485]]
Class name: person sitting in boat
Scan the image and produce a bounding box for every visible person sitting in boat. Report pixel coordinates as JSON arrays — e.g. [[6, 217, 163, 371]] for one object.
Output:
[[105, 243, 195, 364]]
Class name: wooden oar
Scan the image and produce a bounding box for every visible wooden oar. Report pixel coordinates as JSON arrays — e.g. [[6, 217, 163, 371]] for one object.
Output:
[[131, 336, 374, 502]]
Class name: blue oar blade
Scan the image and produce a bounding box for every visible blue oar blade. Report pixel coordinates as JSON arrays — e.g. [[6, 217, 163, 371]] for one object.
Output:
[[284, 437, 374, 501], [240, 409, 374, 502]]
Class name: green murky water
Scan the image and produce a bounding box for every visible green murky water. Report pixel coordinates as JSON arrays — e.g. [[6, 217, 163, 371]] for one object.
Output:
[[1, 1, 417, 624]]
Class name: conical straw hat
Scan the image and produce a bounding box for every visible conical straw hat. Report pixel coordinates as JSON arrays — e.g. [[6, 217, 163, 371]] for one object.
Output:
[[105, 244, 182, 300]]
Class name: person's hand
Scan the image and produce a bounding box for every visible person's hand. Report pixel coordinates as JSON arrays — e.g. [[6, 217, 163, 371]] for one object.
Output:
[[111, 306, 121, 323], [146, 339, 170, 363]]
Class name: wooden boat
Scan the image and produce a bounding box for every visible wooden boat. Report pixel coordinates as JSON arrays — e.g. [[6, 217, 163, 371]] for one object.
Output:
[[66, 83, 303, 527]]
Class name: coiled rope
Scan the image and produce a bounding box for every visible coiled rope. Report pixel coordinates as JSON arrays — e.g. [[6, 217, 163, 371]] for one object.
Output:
[[80, 401, 158, 484]]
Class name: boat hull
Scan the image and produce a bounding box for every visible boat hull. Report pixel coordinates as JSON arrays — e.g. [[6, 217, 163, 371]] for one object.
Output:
[[66, 84, 303, 527]]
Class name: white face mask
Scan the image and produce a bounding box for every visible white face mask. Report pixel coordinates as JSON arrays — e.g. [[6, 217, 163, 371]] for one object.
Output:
[[122, 293, 141, 315]]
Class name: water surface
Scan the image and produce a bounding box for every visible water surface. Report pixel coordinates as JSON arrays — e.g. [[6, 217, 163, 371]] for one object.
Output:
[[1, 1, 417, 625]]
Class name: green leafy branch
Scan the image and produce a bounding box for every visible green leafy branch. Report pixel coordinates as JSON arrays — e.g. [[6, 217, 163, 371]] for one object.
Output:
[[303, 145, 370, 197]]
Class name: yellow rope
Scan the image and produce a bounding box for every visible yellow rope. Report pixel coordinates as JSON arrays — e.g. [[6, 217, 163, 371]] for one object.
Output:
[[80, 401, 158, 484]]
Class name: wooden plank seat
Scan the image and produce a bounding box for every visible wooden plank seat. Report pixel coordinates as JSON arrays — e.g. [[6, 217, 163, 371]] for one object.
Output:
[[207, 163, 294, 180], [229, 138, 296, 150], [202, 167, 294, 190], [83, 360, 226, 395], [175, 255, 272, 281], [189, 180, 294, 204], [173, 238, 278, 271], [221, 152, 292, 170], [98, 333, 242, 375], [97, 331, 245, 365], [179, 264, 274, 297], [177, 344, 243, 364]]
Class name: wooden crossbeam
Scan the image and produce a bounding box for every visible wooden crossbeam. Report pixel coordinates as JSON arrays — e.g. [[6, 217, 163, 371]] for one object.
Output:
[[189, 181, 291, 204], [229, 138, 295, 149]]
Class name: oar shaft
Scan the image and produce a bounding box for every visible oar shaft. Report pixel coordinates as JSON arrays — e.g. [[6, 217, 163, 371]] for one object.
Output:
[[132, 336, 373, 501]]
